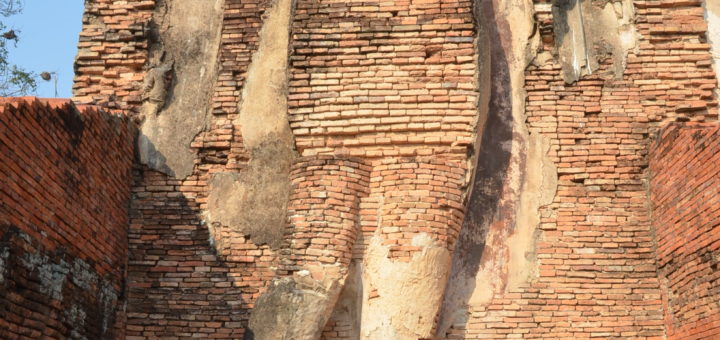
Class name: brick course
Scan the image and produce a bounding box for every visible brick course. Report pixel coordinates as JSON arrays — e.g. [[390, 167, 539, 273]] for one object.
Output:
[[289, 0, 477, 158]]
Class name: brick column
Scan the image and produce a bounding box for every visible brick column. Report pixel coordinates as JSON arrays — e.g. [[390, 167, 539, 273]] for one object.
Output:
[[360, 158, 467, 339], [247, 156, 370, 340]]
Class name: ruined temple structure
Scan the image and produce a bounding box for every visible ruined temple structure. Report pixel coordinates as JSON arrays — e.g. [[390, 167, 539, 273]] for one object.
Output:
[[2, 0, 720, 339]]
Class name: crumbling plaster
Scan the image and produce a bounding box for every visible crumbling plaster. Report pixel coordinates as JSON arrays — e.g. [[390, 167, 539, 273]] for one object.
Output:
[[554, 0, 637, 83], [437, 0, 559, 335], [206, 0, 297, 249], [137, 0, 224, 178], [361, 235, 452, 340]]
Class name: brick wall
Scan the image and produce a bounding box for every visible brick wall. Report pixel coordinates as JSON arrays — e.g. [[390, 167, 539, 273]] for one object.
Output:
[[650, 122, 720, 340], [0, 98, 134, 339], [289, 0, 477, 158], [73, 0, 154, 113], [68, 0, 720, 338], [125, 169, 252, 339], [446, 0, 717, 339]]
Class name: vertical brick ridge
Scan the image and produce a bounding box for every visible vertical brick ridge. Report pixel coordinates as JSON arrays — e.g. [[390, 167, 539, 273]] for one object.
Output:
[[124, 0, 287, 338], [285, 0, 479, 338], [211, 0, 273, 118]]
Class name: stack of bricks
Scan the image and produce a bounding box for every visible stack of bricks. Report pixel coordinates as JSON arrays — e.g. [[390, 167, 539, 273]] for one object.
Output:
[[446, 0, 717, 339], [650, 122, 720, 340], [0, 98, 134, 339], [73, 0, 154, 113], [284, 156, 371, 272], [289, 0, 477, 159], [321, 319, 355, 340]]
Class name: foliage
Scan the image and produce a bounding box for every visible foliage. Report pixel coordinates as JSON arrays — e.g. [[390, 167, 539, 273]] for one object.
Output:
[[0, 0, 36, 97]]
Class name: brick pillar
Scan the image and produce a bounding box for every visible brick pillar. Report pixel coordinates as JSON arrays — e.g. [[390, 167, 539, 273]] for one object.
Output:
[[247, 156, 370, 340], [360, 157, 467, 339]]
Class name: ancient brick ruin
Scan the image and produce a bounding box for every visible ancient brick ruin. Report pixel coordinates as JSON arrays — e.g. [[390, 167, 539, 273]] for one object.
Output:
[[1, 0, 720, 339]]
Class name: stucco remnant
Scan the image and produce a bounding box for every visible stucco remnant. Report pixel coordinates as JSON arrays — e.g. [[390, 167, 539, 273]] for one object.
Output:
[[362, 234, 451, 340], [246, 268, 344, 340], [137, 0, 224, 178], [235, 0, 295, 151], [207, 139, 295, 248], [554, 0, 636, 83], [205, 0, 296, 249], [140, 61, 174, 118], [438, 0, 538, 334], [507, 132, 557, 289]]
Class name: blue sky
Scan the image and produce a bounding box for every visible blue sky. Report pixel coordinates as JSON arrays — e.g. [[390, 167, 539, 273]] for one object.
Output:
[[6, 1, 84, 98]]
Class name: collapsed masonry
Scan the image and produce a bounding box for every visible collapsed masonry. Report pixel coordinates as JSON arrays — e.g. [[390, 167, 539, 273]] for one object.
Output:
[[1, 0, 720, 339]]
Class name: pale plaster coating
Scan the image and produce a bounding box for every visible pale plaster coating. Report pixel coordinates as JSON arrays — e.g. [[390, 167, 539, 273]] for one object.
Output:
[[554, 0, 636, 83], [206, 139, 295, 248], [138, 0, 224, 178], [361, 234, 452, 340], [235, 0, 295, 150], [507, 133, 557, 289], [438, 0, 538, 335], [206, 0, 297, 248]]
